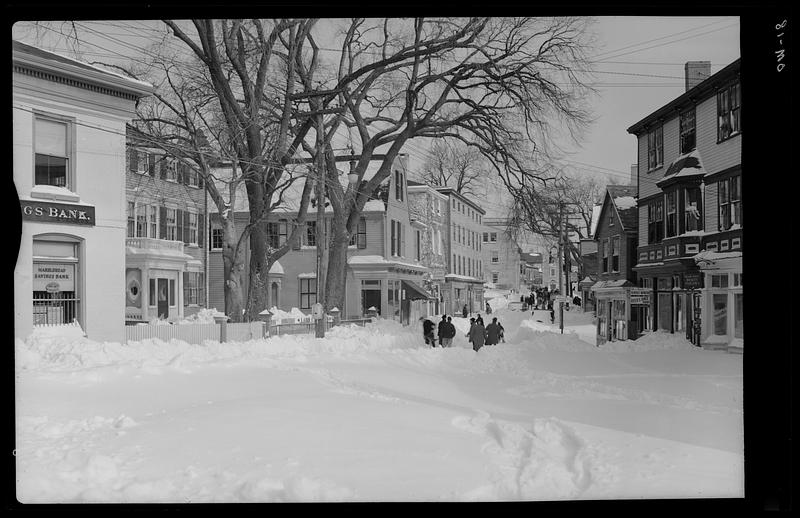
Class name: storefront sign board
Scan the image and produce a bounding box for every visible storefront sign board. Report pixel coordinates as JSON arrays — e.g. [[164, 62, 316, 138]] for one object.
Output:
[[21, 200, 95, 226]]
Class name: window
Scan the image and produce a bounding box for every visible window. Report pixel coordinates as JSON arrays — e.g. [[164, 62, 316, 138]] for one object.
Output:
[[165, 208, 177, 241], [665, 191, 677, 238], [600, 239, 608, 273], [32, 238, 80, 327], [149, 278, 156, 306], [711, 274, 729, 288], [183, 272, 204, 306], [717, 81, 741, 141], [164, 159, 178, 182], [490, 232, 497, 242], [394, 170, 404, 201], [647, 125, 663, 170], [306, 221, 316, 247], [35, 116, 70, 188], [187, 212, 198, 244], [492, 272, 499, 284], [483, 232, 488, 242], [149, 205, 158, 238], [719, 176, 742, 230], [349, 217, 367, 248], [679, 108, 696, 153], [210, 227, 223, 250], [136, 205, 147, 238], [299, 277, 317, 309], [684, 186, 702, 232], [648, 199, 664, 243], [127, 202, 136, 238], [712, 293, 728, 336], [611, 236, 620, 272], [169, 279, 176, 307], [734, 293, 743, 339], [491, 251, 499, 264]]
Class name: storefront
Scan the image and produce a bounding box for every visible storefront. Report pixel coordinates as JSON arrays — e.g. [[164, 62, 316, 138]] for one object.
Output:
[[578, 275, 597, 313], [592, 280, 651, 345], [347, 255, 433, 322], [443, 274, 484, 316], [694, 251, 743, 350]]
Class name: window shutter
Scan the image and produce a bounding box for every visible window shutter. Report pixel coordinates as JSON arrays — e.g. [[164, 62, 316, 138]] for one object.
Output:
[[198, 213, 205, 248], [391, 221, 396, 256], [148, 154, 156, 176], [160, 159, 168, 180], [159, 206, 167, 239], [183, 210, 191, 244], [291, 221, 301, 250], [128, 147, 138, 172], [400, 224, 405, 257], [176, 209, 184, 242]]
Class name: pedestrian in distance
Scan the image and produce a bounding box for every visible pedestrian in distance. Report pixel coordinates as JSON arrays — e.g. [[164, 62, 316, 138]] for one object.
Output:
[[476, 313, 484, 326], [437, 314, 447, 345], [486, 301, 492, 314], [441, 316, 456, 347], [550, 305, 555, 324], [485, 317, 502, 346], [469, 318, 486, 352], [462, 304, 468, 318], [467, 317, 476, 346], [498, 320, 505, 342], [422, 318, 437, 347]]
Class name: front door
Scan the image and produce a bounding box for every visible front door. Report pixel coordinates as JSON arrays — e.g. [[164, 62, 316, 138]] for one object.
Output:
[[157, 278, 169, 319], [362, 289, 381, 316]]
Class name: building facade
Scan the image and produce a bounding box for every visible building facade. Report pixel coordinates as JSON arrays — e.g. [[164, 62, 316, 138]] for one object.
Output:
[[628, 59, 742, 349], [590, 185, 642, 344], [124, 137, 208, 323], [436, 188, 485, 315], [407, 181, 449, 314], [481, 218, 521, 291], [13, 40, 153, 342], [207, 155, 434, 322]]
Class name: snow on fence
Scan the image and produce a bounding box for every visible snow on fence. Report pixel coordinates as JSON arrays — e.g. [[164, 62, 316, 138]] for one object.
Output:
[[125, 318, 372, 345]]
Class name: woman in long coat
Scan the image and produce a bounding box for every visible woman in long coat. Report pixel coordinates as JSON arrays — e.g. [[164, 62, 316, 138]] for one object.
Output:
[[469, 320, 486, 352]]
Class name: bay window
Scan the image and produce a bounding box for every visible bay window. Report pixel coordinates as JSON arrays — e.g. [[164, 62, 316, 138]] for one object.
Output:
[[684, 186, 702, 232], [665, 191, 677, 238]]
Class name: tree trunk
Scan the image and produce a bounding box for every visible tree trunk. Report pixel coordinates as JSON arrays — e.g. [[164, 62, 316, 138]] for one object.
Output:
[[246, 221, 270, 321], [324, 212, 351, 315], [222, 217, 246, 323]]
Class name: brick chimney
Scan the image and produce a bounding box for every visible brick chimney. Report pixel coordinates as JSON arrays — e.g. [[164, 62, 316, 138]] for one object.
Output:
[[685, 61, 711, 91]]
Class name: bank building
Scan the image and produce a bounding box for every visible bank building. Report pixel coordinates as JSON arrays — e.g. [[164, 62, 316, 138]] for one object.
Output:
[[13, 40, 153, 343]]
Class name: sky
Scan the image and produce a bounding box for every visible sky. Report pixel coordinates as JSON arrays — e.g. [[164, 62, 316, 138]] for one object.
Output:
[[10, 16, 741, 217]]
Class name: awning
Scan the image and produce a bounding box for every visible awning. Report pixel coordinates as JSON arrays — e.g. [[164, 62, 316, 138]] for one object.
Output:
[[590, 279, 636, 291], [402, 280, 435, 300]]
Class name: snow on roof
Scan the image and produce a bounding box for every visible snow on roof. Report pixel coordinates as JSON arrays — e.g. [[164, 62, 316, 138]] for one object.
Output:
[[614, 196, 637, 210], [589, 204, 602, 238], [297, 272, 317, 278], [444, 274, 482, 282], [22, 185, 94, 206], [348, 255, 427, 270], [269, 261, 284, 275], [693, 250, 743, 263], [363, 199, 386, 212]]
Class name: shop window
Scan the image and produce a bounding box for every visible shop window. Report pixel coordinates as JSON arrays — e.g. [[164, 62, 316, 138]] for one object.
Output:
[[679, 108, 696, 153], [647, 125, 663, 171], [32, 237, 80, 327], [35, 116, 71, 189], [717, 81, 741, 142], [712, 293, 728, 336], [299, 277, 317, 309]]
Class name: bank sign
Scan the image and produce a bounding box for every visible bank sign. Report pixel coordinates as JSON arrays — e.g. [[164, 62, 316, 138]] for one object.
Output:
[[33, 263, 75, 292], [21, 200, 95, 226]]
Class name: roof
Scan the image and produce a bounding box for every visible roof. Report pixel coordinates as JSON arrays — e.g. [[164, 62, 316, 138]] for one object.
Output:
[[13, 40, 154, 99], [590, 279, 637, 290], [627, 58, 740, 135], [434, 187, 486, 215], [607, 185, 638, 231], [656, 149, 707, 187]]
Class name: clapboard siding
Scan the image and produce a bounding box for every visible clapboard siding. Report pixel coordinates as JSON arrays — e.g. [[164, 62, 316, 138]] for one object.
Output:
[[696, 95, 741, 173]]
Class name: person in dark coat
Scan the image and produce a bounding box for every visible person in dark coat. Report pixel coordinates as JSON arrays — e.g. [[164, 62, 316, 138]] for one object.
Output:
[[498, 320, 505, 342], [462, 304, 468, 318], [437, 315, 447, 344], [476, 313, 484, 326], [422, 318, 437, 347], [469, 319, 486, 351], [441, 316, 456, 347], [485, 302, 492, 314], [466, 317, 476, 345], [485, 317, 502, 346]]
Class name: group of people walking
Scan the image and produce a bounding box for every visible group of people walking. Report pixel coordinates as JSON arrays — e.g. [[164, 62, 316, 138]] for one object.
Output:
[[421, 312, 504, 352]]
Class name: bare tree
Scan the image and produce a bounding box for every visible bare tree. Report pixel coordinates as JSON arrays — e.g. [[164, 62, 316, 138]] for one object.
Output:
[[306, 17, 594, 312], [420, 140, 484, 197]]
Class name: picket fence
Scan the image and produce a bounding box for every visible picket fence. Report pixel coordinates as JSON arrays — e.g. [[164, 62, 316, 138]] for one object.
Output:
[[124, 318, 372, 345]]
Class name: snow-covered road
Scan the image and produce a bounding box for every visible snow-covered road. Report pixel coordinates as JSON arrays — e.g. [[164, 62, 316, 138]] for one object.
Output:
[[14, 307, 743, 502]]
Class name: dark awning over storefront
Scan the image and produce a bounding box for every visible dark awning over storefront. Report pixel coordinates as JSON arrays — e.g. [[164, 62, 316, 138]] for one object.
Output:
[[402, 280, 435, 300]]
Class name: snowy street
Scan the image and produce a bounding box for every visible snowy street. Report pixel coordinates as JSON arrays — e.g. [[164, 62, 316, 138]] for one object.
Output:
[[14, 305, 743, 502]]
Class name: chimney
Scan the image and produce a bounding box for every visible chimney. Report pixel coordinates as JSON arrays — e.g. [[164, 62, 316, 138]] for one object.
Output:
[[630, 164, 637, 188], [684, 61, 711, 91], [397, 152, 409, 172]]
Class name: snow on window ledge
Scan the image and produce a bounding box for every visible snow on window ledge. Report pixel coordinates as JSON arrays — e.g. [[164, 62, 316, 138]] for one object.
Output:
[[29, 184, 84, 204]]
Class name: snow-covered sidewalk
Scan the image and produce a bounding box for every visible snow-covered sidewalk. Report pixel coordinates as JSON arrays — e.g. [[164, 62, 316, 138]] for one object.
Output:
[[15, 308, 743, 502]]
